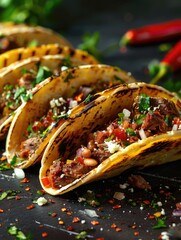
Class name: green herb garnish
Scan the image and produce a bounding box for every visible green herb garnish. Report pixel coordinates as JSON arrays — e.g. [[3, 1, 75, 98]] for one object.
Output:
[[152, 217, 167, 229], [7, 225, 33, 240], [139, 94, 150, 113], [126, 128, 137, 136], [84, 94, 94, 104], [33, 65, 53, 86], [75, 231, 89, 239], [117, 112, 124, 124]]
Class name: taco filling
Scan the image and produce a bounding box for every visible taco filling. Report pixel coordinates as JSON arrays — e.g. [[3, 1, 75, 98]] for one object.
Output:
[[44, 94, 181, 189], [0, 64, 69, 125], [14, 77, 123, 163]]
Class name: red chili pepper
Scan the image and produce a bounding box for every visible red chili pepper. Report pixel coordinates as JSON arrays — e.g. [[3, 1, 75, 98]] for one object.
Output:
[[150, 40, 181, 84], [120, 19, 181, 47]]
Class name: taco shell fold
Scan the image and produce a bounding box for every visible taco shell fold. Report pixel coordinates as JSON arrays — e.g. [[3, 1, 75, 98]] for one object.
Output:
[[6, 64, 136, 168], [38, 82, 181, 195]]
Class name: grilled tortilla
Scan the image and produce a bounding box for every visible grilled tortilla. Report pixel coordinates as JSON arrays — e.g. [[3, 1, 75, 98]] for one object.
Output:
[[0, 49, 98, 140], [0, 44, 93, 70], [0, 22, 72, 54], [6, 64, 136, 168], [38, 82, 181, 195]]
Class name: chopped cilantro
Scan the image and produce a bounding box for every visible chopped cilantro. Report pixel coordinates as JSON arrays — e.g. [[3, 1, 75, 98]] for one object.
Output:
[[81, 190, 100, 207], [33, 65, 53, 86], [134, 114, 146, 125], [0, 190, 21, 200], [84, 94, 94, 104], [139, 94, 150, 113], [126, 128, 137, 136], [152, 217, 167, 229], [7, 225, 33, 239], [0, 161, 11, 171], [75, 231, 89, 239], [10, 155, 18, 166], [117, 112, 124, 124]]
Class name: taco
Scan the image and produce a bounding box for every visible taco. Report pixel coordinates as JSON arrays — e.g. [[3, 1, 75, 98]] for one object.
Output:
[[6, 64, 136, 168], [0, 43, 92, 70], [38, 82, 181, 196], [0, 22, 72, 54], [0, 48, 99, 140]]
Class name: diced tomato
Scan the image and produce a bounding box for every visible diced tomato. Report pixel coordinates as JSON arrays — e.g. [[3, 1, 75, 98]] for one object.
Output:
[[95, 130, 109, 144], [32, 121, 43, 132], [173, 117, 181, 126], [41, 177, 51, 187], [76, 156, 84, 164], [41, 111, 54, 128], [113, 127, 127, 141]]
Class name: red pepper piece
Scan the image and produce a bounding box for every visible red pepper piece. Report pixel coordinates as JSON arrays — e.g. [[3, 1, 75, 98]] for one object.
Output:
[[150, 40, 181, 84], [41, 177, 51, 187], [120, 19, 181, 47]]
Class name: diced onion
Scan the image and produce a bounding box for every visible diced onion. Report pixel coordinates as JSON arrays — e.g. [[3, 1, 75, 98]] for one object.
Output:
[[139, 128, 147, 140], [13, 168, 25, 179], [123, 108, 131, 119]]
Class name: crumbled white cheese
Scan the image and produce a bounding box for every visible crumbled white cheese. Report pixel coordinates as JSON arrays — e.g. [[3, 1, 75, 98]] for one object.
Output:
[[104, 140, 121, 153], [13, 168, 25, 179], [36, 197, 48, 206], [50, 97, 66, 108], [140, 206, 144, 210], [160, 231, 169, 240], [161, 208, 165, 215], [69, 99, 78, 109]]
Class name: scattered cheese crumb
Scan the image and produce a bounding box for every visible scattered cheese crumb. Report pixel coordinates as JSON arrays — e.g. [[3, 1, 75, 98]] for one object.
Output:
[[13, 168, 25, 179], [36, 197, 48, 206]]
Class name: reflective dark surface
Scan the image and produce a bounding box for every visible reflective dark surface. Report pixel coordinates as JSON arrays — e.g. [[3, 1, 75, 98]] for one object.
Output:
[[0, 0, 181, 239]]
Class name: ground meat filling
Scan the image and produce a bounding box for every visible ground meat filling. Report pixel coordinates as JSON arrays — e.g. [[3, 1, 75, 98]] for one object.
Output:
[[48, 95, 181, 189]]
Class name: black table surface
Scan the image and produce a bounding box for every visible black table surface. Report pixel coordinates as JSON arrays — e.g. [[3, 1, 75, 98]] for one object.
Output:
[[0, 0, 181, 239]]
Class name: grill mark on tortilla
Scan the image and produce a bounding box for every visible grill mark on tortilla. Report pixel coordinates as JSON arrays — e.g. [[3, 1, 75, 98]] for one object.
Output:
[[75, 98, 104, 117], [139, 140, 172, 156], [45, 49, 50, 55], [3, 57, 7, 67], [69, 48, 75, 57], [18, 53, 22, 61], [57, 46, 63, 54], [31, 50, 36, 56]]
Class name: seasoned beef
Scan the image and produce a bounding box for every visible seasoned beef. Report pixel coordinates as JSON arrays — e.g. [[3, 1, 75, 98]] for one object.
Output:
[[19, 137, 41, 158]]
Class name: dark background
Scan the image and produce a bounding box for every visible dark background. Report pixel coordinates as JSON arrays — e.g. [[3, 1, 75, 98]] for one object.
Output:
[[53, 0, 181, 82]]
